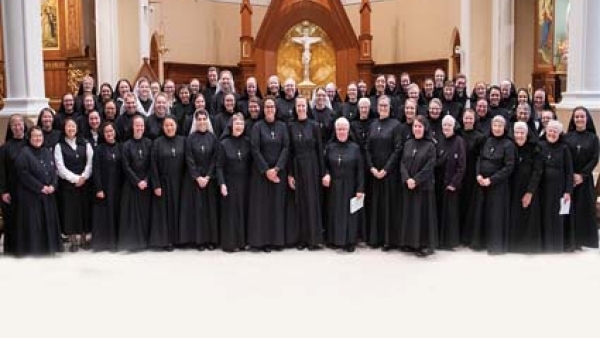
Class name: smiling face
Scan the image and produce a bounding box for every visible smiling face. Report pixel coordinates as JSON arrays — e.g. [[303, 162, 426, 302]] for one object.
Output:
[[84, 95, 95, 112], [40, 110, 54, 130], [489, 88, 501, 106], [195, 113, 209, 133], [246, 78, 257, 97], [375, 76, 386, 94], [491, 120, 505, 137], [10, 115, 25, 139], [347, 84, 357, 101], [412, 120, 425, 139], [573, 109, 588, 131], [442, 119, 454, 138], [194, 95, 206, 110], [138, 80, 151, 98], [103, 124, 116, 144], [154, 95, 168, 117], [132, 117, 145, 139], [64, 119, 78, 139], [513, 126, 528, 146], [163, 118, 177, 137], [104, 102, 117, 121], [224, 94, 236, 112], [88, 112, 101, 130], [295, 97, 308, 120], [545, 124, 560, 143], [462, 110, 475, 130], [29, 129, 44, 148], [263, 99, 276, 122]]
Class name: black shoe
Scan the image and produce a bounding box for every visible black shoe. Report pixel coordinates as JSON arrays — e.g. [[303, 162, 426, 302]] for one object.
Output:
[[272, 246, 284, 252], [207, 243, 217, 251], [197, 245, 206, 251], [415, 249, 433, 258], [262, 246, 272, 253], [164, 245, 174, 252], [344, 245, 355, 253], [308, 245, 322, 251], [296, 243, 307, 250]]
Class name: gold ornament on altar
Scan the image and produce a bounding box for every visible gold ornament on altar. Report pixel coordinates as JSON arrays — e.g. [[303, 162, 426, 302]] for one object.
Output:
[[277, 21, 336, 88]]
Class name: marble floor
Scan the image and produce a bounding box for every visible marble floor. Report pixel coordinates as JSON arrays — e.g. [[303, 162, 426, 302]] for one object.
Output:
[[1, 245, 599, 337]]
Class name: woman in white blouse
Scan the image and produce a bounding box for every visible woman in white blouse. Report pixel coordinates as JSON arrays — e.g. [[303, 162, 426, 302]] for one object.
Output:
[[54, 118, 94, 252]]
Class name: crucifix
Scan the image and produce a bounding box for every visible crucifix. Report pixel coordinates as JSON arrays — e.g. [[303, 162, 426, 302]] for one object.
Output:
[[577, 144, 581, 153], [271, 131, 275, 139], [138, 149, 143, 159], [237, 149, 242, 161], [201, 145, 205, 154], [338, 153, 342, 167], [171, 147, 176, 157], [292, 21, 322, 85]]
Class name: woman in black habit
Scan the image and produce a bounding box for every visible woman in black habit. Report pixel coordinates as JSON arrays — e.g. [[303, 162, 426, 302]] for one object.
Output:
[[238, 77, 263, 118], [102, 100, 118, 124], [182, 94, 208, 135], [310, 87, 335, 143], [54, 118, 94, 251], [178, 109, 220, 250], [119, 115, 152, 251], [217, 113, 252, 252], [508, 122, 543, 253], [350, 98, 374, 240], [54, 93, 80, 131], [145, 93, 170, 140], [539, 120, 574, 252], [133, 77, 153, 116], [474, 98, 491, 135], [13, 127, 63, 256], [74, 75, 98, 113], [148, 116, 186, 251], [82, 110, 102, 149], [112, 78, 132, 114], [399, 116, 438, 257], [365, 95, 402, 250], [435, 115, 466, 250], [340, 83, 359, 121], [213, 92, 237, 138], [247, 96, 289, 252], [564, 106, 599, 249], [467, 115, 515, 254], [97, 83, 114, 117], [322, 117, 364, 252], [427, 98, 443, 142], [0, 114, 28, 254], [458, 109, 486, 244], [287, 96, 325, 250], [171, 85, 194, 128], [275, 78, 298, 124], [91, 122, 122, 251], [37, 108, 61, 151], [115, 92, 144, 142]]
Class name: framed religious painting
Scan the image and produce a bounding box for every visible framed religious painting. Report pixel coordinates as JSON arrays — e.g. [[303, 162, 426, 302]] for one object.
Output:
[[534, 0, 570, 72], [42, 0, 60, 50]]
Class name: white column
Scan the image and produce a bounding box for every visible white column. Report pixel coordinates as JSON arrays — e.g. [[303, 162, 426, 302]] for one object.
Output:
[[490, 0, 514, 84], [459, 0, 471, 83], [95, 0, 119, 86], [139, 0, 150, 60], [557, 0, 600, 111], [0, 0, 48, 117]]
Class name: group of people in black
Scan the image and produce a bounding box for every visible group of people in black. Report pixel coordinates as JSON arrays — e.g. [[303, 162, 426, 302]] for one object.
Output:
[[0, 66, 598, 257]]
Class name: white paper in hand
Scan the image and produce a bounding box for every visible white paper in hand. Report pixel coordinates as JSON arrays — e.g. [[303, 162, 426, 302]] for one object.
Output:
[[350, 196, 364, 214], [559, 197, 571, 215]]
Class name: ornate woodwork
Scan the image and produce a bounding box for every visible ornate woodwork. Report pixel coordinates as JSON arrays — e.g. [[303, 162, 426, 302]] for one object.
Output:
[[253, 0, 360, 98]]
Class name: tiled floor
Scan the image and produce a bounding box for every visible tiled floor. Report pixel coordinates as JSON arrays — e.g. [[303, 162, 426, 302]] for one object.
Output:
[[1, 246, 599, 337]]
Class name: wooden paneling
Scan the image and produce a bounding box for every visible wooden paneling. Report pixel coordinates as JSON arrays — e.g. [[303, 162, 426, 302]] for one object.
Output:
[[164, 62, 241, 92], [373, 59, 449, 87], [44, 59, 69, 109]]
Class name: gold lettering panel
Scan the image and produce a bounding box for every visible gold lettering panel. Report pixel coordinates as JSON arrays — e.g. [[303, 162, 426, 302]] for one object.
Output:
[[276, 22, 336, 87]]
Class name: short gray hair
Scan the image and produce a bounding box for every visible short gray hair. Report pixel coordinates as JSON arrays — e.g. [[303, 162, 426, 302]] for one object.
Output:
[[547, 119, 564, 133], [492, 115, 506, 126], [335, 117, 350, 129], [358, 97, 371, 108], [441, 115, 456, 127], [513, 121, 529, 135]]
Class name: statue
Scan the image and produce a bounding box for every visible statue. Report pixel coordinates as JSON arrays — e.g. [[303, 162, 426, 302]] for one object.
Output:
[[292, 21, 322, 85]]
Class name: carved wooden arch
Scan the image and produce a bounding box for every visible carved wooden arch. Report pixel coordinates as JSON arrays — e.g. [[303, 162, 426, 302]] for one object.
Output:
[[450, 27, 461, 79], [253, 0, 360, 96]]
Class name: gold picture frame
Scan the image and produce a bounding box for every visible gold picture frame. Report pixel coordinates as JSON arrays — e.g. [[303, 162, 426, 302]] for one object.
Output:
[[42, 0, 60, 50]]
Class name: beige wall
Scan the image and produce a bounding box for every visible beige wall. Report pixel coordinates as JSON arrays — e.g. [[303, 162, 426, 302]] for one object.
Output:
[[117, 0, 141, 81], [468, 0, 492, 85], [514, 0, 535, 89], [368, 0, 461, 64], [118, 0, 470, 79]]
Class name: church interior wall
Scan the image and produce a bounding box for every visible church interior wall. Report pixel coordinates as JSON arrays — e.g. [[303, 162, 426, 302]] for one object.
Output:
[[514, 0, 535, 90], [468, 0, 492, 85], [118, 0, 465, 83], [117, 0, 141, 81]]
